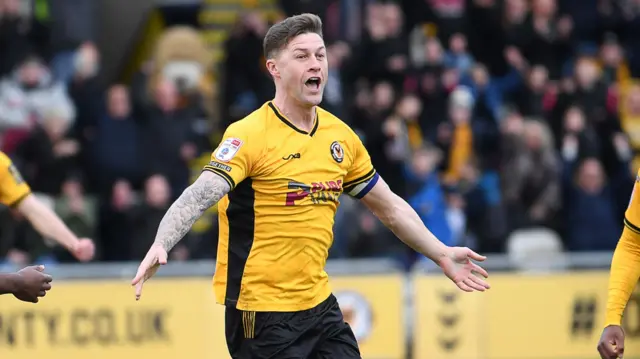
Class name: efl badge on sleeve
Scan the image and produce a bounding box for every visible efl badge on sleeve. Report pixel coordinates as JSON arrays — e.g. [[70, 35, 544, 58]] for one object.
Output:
[[330, 141, 344, 163], [215, 138, 243, 163]]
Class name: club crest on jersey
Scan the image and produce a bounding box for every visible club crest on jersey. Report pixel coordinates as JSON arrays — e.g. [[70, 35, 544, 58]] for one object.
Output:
[[214, 138, 243, 163], [330, 141, 344, 163]]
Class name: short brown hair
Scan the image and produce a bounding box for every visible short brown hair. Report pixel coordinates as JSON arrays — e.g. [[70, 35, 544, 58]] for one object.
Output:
[[263, 13, 323, 59]]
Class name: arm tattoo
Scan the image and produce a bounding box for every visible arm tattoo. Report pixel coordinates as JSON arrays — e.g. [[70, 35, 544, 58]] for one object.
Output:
[[153, 172, 230, 252]]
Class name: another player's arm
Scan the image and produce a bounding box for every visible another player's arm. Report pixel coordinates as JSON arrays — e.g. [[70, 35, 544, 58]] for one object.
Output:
[[0, 273, 20, 294], [0, 153, 86, 255], [151, 171, 230, 252], [0, 266, 52, 303], [16, 195, 82, 252], [598, 222, 640, 358], [605, 226, 640, 326]]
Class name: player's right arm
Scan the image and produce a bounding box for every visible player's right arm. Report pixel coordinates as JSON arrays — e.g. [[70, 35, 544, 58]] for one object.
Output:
[[132, 121, 257, 299], [147, 121, 255, 254], [598, 177, 640, 359], [132, 171, 230, 299], [152, 170, 231, 253]]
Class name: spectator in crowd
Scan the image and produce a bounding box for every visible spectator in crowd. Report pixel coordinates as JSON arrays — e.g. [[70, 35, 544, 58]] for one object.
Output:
[[129, 175, 173, 260], [512, 65, 553, 119], [67, 41, 102, 137], [91, 85, 142, 194], [502, 119, 562, 231], [222, 11, 272, 125], [142, 79, 202, 198], [564, 157, 620, 251], [0, 55, 74, 153], [53, 177, 96, 262], [15, 107, 79, 198], [0, 0, 35, 78], [407, 146, 452, 246], [98, 180, 135, 262], [444, 33, 474, 75]]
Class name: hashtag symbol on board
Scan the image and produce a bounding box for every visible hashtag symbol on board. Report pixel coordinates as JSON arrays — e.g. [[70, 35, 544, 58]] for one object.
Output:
[[571, 296, 597, 336]]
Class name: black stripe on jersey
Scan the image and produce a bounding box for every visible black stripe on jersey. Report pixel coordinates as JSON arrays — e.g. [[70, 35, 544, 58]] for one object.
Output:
[[625, 217, 640, 235], [203, 166, 236, 188], [8, 191, 30, 208], [225, 178, 256, 307], [344, 169, 376, 189], [268, 102, 319, 137]]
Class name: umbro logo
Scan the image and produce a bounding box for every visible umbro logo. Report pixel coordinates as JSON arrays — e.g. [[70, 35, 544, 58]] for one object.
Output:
[[283, 153, 301, 160]]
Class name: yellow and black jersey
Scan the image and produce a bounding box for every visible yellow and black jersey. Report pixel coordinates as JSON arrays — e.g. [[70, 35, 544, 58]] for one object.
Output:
[[204, 101, 378, 312], [0, 151, 30, 207]]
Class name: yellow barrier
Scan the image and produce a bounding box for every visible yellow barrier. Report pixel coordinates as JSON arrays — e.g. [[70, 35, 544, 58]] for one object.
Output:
[[414, 273, 640, 359], [0, 279, 227, 359], [0, 275, 405, 359]]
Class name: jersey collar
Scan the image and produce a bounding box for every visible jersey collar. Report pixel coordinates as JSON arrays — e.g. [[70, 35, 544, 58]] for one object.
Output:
[[268, 102, 319, 137]]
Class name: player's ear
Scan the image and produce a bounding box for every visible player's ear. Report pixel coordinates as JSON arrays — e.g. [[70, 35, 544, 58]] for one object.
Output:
[[266, 59, 280, 79]]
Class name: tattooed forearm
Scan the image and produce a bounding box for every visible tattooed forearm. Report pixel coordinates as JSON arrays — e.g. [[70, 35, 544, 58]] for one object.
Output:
[[153, 171, 230, 252]]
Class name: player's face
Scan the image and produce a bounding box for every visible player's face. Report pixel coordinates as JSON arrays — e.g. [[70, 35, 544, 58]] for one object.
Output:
[[278, 33, 328, 107]]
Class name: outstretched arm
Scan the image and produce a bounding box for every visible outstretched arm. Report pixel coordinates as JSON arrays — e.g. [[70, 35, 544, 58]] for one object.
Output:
[[17, 195, 81, 253], [152, 170, 231, 252], [360, 176, 489, 292], [360, 177, 448, 262], [132, 165, 232, 300]]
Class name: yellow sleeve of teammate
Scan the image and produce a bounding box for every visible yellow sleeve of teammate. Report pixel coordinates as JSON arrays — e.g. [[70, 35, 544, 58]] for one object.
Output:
[[0, 152, 31, 207], [606, 173, 640, 326], [343, 129, 379, 199], [203, 121, 261, 189]]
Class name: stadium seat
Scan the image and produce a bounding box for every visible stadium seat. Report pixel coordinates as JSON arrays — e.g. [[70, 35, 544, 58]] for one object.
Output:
[[506, 227, 568, 273]]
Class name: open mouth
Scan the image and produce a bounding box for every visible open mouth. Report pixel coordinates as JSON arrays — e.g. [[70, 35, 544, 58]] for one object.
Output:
[[305, 77, 321, 90]]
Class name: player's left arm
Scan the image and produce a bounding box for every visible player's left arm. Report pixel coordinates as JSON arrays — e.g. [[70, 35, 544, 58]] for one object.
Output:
[[360, 176, 489, 291], [344, 130, 489, 291], [360, 177, 448, 262], [343, 129, 450, 262]]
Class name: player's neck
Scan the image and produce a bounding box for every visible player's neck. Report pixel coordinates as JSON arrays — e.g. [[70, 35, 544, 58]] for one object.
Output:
[[272, 96, 316, 132]]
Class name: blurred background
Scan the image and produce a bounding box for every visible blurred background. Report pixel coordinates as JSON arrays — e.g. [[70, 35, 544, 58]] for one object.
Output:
[[0, 0, 639, 358]]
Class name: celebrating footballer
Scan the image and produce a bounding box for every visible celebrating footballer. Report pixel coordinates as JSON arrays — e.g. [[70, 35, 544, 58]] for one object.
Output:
[[133, 13, 490, 358]]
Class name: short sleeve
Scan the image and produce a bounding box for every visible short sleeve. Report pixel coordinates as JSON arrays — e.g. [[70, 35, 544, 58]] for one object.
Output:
[[203, 123, 255, 189], [0, 153, 31, 207], [343, 132, 379, 199]]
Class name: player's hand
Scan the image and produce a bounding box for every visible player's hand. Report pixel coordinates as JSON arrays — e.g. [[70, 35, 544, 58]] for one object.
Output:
[[12, 265, 53, 303], [131, 244, 168, 301], [598, 325, 625, 359], [439, 247, 490, 292], [72, 238, 95, 262]]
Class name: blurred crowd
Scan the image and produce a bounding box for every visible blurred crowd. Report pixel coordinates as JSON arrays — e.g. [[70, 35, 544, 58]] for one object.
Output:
[[1, 0, 639, 268], [0, 0, 213, 265]]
